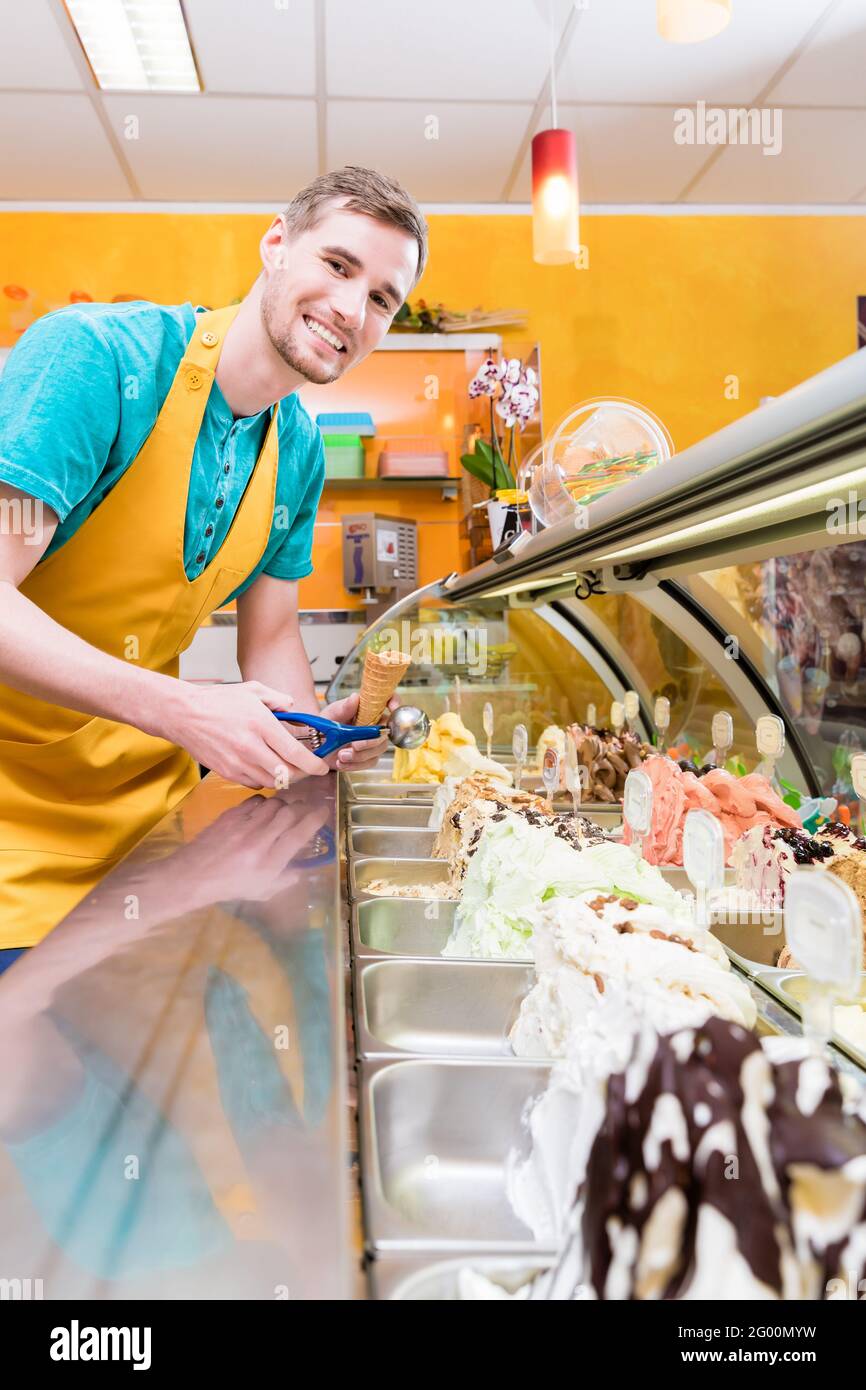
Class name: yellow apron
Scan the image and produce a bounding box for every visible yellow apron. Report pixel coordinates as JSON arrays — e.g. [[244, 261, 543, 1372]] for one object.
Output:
[[0, 305, 280, 948]]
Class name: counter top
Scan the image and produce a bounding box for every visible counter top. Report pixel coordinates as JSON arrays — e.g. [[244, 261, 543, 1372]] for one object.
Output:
[[0, 773, 352, 1300]]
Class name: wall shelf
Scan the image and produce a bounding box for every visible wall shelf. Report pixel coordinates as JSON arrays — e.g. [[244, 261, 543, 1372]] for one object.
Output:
[[323, 475, 460, 500], [377, 332, 502, 352]]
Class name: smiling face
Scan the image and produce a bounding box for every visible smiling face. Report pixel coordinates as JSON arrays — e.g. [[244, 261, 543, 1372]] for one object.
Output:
[[260, 201, 419, 385]]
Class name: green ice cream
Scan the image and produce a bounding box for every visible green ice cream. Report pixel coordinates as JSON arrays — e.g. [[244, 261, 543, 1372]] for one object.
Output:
[[442, 811, 692, 959]]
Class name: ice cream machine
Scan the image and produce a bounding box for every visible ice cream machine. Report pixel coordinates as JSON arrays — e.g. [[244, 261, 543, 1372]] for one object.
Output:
[[342, 512, 418, 621]]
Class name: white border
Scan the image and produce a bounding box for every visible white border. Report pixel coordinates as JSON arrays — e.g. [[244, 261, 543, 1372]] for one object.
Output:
[[2, 200, 866, 216]]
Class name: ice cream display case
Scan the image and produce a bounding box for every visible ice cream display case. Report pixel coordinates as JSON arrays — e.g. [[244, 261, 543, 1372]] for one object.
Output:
[[329, 346, 866, 1298]]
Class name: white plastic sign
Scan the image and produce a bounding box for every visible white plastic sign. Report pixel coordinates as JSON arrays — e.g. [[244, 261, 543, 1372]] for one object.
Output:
[[623, 691, 640, 722], [654, 696, 670, 733], [610, 700, 625, 733], [512, 723, 528, 764], [711, 711, 733, 752], [756, 714, 785, 759], [683, 810, 725, 925], [483, 701, 494, 758], [512, 723, 528, 790], [784, 868, 861, 992], [851, 753, 866, 801], [623, 768, 653, 837], [587, 703, 597, 728], [542, 747, 560, 805]]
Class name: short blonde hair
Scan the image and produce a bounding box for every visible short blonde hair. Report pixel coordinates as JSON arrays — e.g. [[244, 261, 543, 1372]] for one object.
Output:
[[284, 165, 428, 290]]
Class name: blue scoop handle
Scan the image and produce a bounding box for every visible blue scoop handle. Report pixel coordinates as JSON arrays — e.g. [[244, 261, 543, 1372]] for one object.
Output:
[[272, 710, 383, 759]]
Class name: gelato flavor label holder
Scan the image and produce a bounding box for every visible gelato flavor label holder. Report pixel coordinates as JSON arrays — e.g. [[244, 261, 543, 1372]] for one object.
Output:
[[512, 723, 528, 790], [755, 714, 785, 786], [483, 701, 494, 760], [784, 868, 862, 1054], [852, 752, 866, 834], [653, 695, 670, 749], [683, 809, 725, 929], [623, 689, 639, 734], [623, 766, 653, 860], [586, 702, 597, 727], [542, 747, 560, 808], [709, 710, 734, 769], [610, 700, 624, 736]]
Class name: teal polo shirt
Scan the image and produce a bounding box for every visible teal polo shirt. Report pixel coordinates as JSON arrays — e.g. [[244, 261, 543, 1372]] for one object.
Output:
[[0, 300, 325, 600]]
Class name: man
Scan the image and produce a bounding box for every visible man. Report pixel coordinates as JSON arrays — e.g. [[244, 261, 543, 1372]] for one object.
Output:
[[0, 165, 428, 963]]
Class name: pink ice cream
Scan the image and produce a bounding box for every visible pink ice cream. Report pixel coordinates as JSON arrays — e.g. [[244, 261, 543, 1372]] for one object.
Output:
[[622, 756, 801, 865]]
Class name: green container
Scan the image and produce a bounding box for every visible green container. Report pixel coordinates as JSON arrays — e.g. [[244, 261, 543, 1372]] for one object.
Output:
[[323, 433, 365, 479]]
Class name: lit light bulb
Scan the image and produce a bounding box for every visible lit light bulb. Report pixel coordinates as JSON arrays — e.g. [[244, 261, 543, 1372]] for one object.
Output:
[[542, 175, 571, 218]]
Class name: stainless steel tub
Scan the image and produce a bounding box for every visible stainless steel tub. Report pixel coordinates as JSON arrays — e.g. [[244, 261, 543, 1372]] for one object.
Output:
[[349, 804, 436, 829], [355, 959, 535, 1060], [359, 1058, 551, 1250], [753, 969, 866, 1073], [346, 779, 439, 803], [710, 910, 785, 971], [353, 899, 457, 959], [349, 828, 437, 860], [368, 1252, 553, 1300], [350, 857, 453, 901]]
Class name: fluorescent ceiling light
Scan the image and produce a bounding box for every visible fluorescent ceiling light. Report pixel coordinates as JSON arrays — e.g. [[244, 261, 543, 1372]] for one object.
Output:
[[65, 0, 200, 92]]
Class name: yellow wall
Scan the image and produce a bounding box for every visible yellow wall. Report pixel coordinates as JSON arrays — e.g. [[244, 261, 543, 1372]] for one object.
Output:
[[2, 210, 865, 605]]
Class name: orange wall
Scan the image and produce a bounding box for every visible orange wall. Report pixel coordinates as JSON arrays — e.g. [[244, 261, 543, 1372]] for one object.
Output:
[[2, 210, 866, 605]]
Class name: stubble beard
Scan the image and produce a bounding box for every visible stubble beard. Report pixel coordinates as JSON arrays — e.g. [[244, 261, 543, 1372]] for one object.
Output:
[[261, 277, 344, 386]]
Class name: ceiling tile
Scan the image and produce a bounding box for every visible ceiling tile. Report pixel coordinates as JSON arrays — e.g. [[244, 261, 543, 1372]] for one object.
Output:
[[325, 0, 552, 100], [183, 0, 317, 95], [683, 108, 866, 202], [100, 95, 319, 200], [511, 105, 714, 203], [0, 93, 129, 198], [767, 0, 866, 106], [328, 99, 532, 201], [557, 0, 834, 104], [0, 0, 84, 91]]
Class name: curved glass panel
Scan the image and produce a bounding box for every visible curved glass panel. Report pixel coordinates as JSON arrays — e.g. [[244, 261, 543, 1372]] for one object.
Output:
[[327, 591, 612, 749], [694, 538, 866, 803]]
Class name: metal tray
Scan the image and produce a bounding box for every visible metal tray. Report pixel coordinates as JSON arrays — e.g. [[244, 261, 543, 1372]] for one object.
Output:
[[345, 779, 439, 803], [658, 865, 735, 894], [350, 857, 453, 901], [349, 804, 436, 829], [354, 959, 536, 1060], [709, 911, 785, 972], [367, 1252, 553, 1300], [753, 969, 866, 1072], [359, 1057, 551, 1251], [353, 899, 457, 959], [349, 828, 437, 860]]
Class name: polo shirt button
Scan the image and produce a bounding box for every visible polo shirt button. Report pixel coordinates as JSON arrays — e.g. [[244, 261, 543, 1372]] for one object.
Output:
[[224, 463, 230, 475], [215, 497, 224, 509], [187, 370, 203, 390], [196, 552, 205, 564], [201, 331, 219, 347], [204, 524, 214, 537]]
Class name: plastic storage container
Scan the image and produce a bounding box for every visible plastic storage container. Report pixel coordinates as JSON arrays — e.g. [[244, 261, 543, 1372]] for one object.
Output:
[[323, 434, 365, 479]]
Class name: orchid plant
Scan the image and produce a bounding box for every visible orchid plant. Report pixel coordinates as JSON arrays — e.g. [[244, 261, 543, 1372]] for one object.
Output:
[[461, 356, 539, 495]]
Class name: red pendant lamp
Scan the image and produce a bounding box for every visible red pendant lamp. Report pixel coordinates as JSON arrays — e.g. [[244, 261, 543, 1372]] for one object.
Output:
[[532, 2, 579, 265]]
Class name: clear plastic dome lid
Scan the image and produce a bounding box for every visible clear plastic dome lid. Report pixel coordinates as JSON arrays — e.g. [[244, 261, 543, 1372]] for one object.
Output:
[[528, 398, 673, 529]]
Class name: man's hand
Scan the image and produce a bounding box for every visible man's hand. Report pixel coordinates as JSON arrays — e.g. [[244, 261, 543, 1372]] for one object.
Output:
[[162, 681, 330, 789], [320, 691, 398, 770]]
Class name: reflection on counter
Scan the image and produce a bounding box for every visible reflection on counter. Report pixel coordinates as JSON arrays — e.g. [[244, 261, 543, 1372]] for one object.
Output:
[[0, 777, 350, 1301]]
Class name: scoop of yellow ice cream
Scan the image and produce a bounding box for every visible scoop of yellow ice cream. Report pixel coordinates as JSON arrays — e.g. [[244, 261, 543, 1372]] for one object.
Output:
[[392, 712, 512, 785]]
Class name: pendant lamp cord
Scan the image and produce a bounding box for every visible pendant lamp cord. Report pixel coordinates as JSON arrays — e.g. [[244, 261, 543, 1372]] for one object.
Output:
[[548, 0, 558, 128]]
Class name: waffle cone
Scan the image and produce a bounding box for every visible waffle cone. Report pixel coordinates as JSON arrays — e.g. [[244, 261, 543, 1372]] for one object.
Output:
[[355, 648, 411, 725]]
